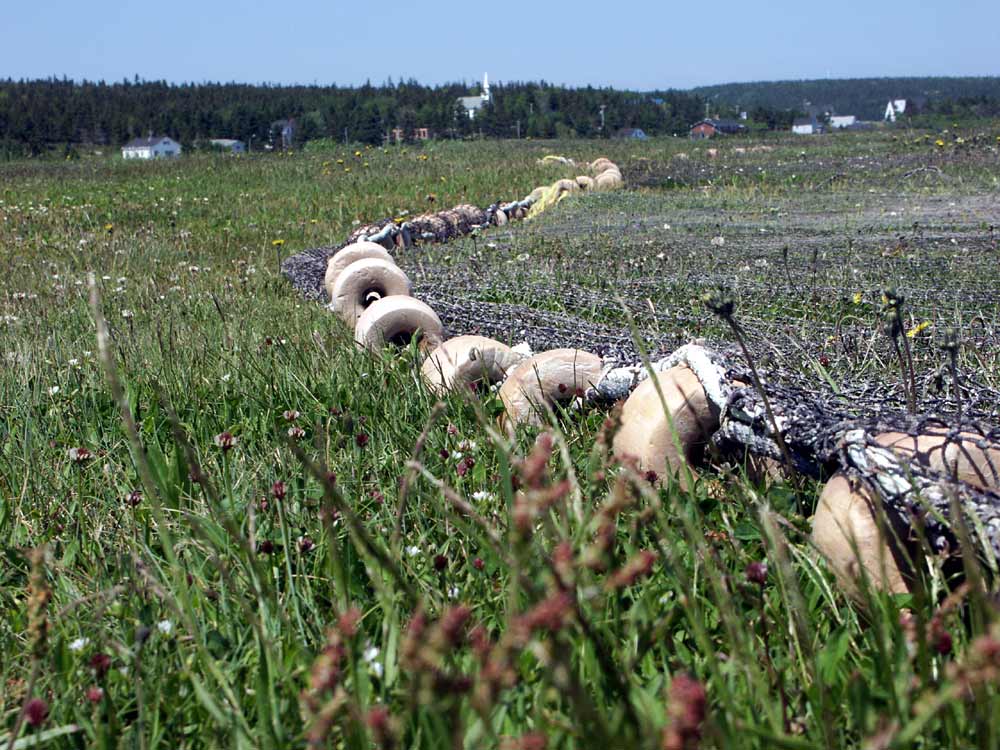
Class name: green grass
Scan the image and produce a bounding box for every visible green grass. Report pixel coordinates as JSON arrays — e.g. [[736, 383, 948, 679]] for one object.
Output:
[[2, 127, 1000, 749]]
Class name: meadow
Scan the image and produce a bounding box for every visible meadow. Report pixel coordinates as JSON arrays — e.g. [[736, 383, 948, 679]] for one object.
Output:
[[2, 127, 1000, 749]]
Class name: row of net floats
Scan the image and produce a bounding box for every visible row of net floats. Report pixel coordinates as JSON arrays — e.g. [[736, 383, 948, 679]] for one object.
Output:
[[322, 156, 1000, 601]]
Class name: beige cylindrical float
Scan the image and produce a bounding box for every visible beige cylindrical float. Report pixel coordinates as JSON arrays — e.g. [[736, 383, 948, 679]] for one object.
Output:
[[421, 335, 525, 395], [612, 365, 719, 489], [354, 295, 444, 353], [331, 258, 411, 326], [499, 349, 602, 428], [527, 186, 548, 203], [324, 242, 395, 302], [812, 475, 911, 596], [811, 429, 1000, 596], [553, 178, 580, 194]]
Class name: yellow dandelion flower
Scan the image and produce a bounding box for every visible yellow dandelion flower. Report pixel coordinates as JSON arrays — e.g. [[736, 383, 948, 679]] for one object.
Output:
[[419, 154, 429, 161], [310, 219, 318, 225], [354, 150, 361, 157], [105, 223, 114, 232], [271, 239, 285, 247], [344, 167, 351, 173], [907, 321, 931, 339], [852, 292, 862, 305], [935, 139, 945, 147]]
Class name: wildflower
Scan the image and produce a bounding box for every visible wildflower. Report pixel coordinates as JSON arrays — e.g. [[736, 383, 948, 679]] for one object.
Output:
[[283, 409, 300, 421], [68, 447, 91, 464], [448, 585, 460, 599], [258, 539, 275, 554], [298, 536, 315, 553], [47, 386, 60, 396], [433, 554, 448, 571], [745, 561, 768, 586], [852, 291, 863, 305], [935, 139, 945, 147], [287, 426, 306, 440], [606, 549, 658, 590], [471, 490, 494, 502], [125, 489, 142, 507], [213, 431, 237, 451], [89, 652, 112, 678], [270, 481, 287, 501], [24, 697, 48, 727], [663, 673, 706, 750], [121, 309, 134, 319], [907, 320, 931, 339], [86, 686, 104, 703], [157, 620, 173, 635], [271, 239, 285, 247], [69, 636, 90, 651], [355, 432, 369, 447], [104, 223, 114, 233], [473, 557, 485, 570], [406, 545, 420, 557]]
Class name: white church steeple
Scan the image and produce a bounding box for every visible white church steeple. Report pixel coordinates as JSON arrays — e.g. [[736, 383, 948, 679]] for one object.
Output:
[[481, 73, 490, 104]]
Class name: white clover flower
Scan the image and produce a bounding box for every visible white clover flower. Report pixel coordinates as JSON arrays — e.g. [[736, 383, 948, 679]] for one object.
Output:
[[69, 637, 89, 651], [406, 545, 420, 557], [121, 309, 134, 319], [472, 491, 494, 502], [157, 619, 173, 635], [68, 358, 79, 367]]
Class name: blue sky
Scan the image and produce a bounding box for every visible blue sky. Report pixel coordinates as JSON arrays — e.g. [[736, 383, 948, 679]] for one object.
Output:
[[2, 0, 997, 89]]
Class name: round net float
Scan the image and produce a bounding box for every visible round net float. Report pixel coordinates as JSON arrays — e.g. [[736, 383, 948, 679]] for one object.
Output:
[[874, 429, 1000, 489], [575, 175, 595, 191], [811, 474, 911, 597], [324, 241, 395, 302], [330, 257, 411, 326], [354, 295, 444, 353], [499, 349, 603, 428], [590, 157, 615, 173], [611, 365, 720, 489], [594, 171, 624, 191], [420, 335, 526, 395]]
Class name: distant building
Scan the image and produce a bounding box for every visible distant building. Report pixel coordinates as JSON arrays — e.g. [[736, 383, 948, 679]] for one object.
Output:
[[391, 127, 431, 143], [270, 119, 296, 149], [122, 135, 181, 159], [884, 99, 907, 122], [614, 127, 648, 140], [458, 73, 491, 119], [689, 119, 746, 139], [792, 116, 824, 135], [828, 115, 858, 129], [210, 138, 246, 153]]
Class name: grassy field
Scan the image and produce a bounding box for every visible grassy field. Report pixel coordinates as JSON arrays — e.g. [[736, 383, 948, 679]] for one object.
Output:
[[2, 127, 1000, 749]]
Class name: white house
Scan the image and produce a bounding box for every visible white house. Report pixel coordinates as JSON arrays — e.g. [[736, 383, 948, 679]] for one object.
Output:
[[792, 116, 823, 135], [210, 138, 246, 154], [457, 73, 491, 119], [884, 99, 907, 122], [122, 136, 182, 159], [829, 115, 858, 129]]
